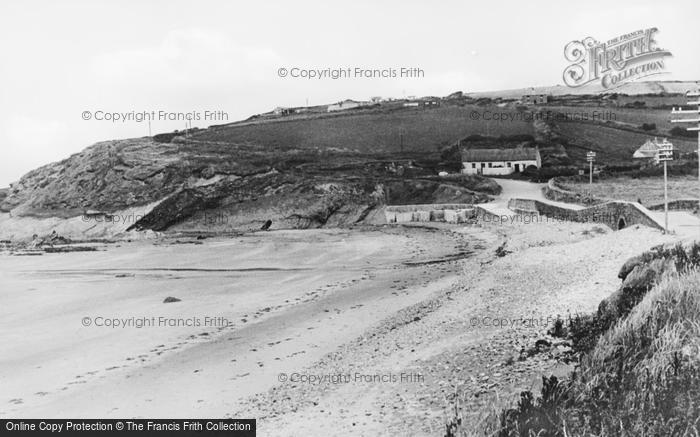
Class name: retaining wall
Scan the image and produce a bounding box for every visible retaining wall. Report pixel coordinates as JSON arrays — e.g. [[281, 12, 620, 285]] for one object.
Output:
[[384, 204, 475, 224]]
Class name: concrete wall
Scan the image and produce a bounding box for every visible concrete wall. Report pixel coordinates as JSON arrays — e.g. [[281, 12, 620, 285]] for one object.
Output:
[[508, 198, 664, 231], [384, 204, 475, 224], [507, 199, 540, 215]]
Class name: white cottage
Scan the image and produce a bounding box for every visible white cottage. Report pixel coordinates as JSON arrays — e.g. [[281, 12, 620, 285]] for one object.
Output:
[[633, 137, 672, 164], [461, 148, 541, 175]]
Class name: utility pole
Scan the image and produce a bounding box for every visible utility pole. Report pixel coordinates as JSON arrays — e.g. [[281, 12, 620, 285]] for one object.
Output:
[[671, 89, 700, 219], [586, 151, 596, 190], [148, 119, 152, 137], [658, 139, 674, 234]]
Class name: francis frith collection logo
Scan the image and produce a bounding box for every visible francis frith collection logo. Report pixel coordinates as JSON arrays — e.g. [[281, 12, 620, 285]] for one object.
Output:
[[563, 28, 672, 89]]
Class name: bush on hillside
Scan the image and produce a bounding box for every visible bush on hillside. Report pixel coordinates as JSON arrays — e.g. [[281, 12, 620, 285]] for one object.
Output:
[[670, 126, 697, 138]]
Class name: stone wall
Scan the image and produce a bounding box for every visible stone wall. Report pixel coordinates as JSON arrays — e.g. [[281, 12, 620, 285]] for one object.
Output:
[[647, 199, 700, 212], [543, 178, 605, 206], [508, 198, 664, 231]]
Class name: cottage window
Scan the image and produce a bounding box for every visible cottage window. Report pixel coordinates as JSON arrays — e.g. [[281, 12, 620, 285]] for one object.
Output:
[[507, 162, 511, 167], [488, 163, 492, 168]]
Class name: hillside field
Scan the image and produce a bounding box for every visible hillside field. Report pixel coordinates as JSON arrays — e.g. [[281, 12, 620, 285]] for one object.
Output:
[[193, 105, 535, 154], [553, 122, 697, 162]]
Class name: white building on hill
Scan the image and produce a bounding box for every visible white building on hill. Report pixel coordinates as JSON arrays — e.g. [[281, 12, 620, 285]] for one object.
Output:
[[461, 148, 541, 175], [633, 137, 672, 164], [327, 99, 370, 112]]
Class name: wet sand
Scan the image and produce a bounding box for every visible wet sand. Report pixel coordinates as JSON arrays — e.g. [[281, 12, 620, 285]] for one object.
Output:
[[0, 226, 474, 418]]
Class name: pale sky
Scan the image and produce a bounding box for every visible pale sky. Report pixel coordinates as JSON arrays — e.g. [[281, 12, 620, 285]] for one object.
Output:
[[1, 0, 698, 187]]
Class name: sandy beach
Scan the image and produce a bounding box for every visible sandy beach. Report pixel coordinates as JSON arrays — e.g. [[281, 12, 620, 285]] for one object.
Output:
[[0, 226, 475, 419], [0, 218, 677, 435]]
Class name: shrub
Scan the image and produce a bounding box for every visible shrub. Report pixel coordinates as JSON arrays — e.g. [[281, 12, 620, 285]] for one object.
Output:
[[670, 126, 697, 138], [547, 316, 567, 338], [472, 242, 700, 436]]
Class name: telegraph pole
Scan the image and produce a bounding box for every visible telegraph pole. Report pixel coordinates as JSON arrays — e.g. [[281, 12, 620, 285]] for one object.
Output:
[[671, 90, 700, 218], [658, 139, 674, 234], [586, 151, 596, 189]]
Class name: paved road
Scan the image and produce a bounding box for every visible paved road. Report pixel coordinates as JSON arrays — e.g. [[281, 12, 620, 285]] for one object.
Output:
[[480, 179, 584, 216], [650, 210, 700, 238], [480, 178, 700, 237]]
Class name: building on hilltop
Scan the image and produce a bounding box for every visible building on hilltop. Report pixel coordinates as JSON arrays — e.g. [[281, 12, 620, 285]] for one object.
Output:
[[272, 107, 293, 116], [402, 99, 440, 108], [521, 94, 549, 105], [272, 106, 310, 116], [633, 137, 673, 164], [461, 148, 541, 175], [327, 99, 370, 112]]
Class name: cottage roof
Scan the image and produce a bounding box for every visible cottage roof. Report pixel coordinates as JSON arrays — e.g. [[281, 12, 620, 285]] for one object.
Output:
[[633, 139, 661, 158]]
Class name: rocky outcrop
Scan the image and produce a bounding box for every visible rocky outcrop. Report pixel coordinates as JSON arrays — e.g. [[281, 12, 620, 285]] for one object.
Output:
[[1, 136, 499, 237], [1, 138, 272, 217]]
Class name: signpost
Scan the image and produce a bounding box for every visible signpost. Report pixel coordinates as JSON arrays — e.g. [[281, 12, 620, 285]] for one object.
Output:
[[586, 151, 596, 189], [671, 90, 700, 221], [658, 139, 674, 234]]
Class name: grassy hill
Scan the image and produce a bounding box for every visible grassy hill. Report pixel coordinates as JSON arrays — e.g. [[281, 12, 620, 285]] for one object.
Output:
[[554, 122, 697, 162], [192, 104, 534, 155], [4, 80, 700, 231]]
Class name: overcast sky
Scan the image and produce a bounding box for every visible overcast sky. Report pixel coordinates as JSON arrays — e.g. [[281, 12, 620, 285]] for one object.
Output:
[[1, 0, 698, 187]]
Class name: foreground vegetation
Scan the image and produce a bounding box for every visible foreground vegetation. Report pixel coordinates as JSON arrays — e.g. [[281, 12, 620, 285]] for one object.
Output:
[[449, 242, 700, 436]]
